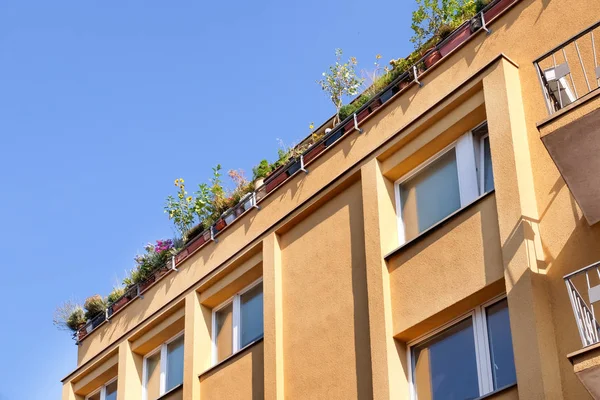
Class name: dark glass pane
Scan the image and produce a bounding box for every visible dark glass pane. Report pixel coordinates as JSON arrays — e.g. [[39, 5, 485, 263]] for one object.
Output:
[[241, 282, 264, 347], [104, 380, 117, 400], [486, 299, 517, 389], [413, 317, 480, 400], [483, 136, 494, 193]]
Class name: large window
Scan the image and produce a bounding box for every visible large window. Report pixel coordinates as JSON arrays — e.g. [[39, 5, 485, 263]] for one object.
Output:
[[395, 122, 494, 243], [212, 279, 264, 364], [409, 297, 516, 400], [86, 378, 117, 400], [143, 332, 184, 400]]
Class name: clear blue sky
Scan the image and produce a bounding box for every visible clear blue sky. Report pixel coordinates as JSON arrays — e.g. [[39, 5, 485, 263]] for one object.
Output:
[[0, 1, 415, 398]]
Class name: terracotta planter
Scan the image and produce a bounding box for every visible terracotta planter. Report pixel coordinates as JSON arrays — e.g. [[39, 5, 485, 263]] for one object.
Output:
[[139, 275, 156, 293], [304, 141, 326, 164], [369, 98, 383, 113], [342, 120, 355, 135], [175, 248, 189, 264], [77, 325, 88, 341], [439, 23, 471, 57], [265, 170, 288, 193], [484, 0, 513, 23], [111, 296, 129, 314], [356, 107, 370, 123], [214, 218, 226, 232], [424, 48, 442, 68]]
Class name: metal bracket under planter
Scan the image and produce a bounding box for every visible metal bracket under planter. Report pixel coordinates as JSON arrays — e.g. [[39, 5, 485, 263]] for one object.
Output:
[[354, 113, 363, 134], [480, 12, 491, 34], [412, 66, 423, 87]]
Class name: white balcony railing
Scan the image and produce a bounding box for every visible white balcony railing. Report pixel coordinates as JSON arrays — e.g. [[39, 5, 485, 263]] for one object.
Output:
[[564, 261, 600, 347], [535, 21, 600, 115]]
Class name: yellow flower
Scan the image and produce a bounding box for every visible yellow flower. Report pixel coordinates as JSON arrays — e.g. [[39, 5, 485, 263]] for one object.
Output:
[[309, 122, 314, 130], [180, 178, 184, 183], [186, 196, 192, 202], [376, 54, 382, 59]]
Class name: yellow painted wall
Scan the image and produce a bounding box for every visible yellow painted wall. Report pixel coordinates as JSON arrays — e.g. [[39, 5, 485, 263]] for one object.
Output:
[[388, 194, 504, 338], [199, 341, 264, 400], [280, 181, 372, 399]]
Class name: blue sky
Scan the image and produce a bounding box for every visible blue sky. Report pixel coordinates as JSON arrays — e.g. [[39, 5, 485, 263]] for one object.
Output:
[[0, 1, 415, 398]]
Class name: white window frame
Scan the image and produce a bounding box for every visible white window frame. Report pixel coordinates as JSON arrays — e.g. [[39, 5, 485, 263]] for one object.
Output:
[[211, 278, 264, 365], [407, 294, 512, 400], [85, 377, 117, 400], [394, 129, 480, 244], [142, 330, 184, 400]]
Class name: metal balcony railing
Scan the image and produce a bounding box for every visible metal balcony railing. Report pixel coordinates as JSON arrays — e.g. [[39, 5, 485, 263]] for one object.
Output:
[[564, 261, 600, 348], [535, 21, 600, 115]]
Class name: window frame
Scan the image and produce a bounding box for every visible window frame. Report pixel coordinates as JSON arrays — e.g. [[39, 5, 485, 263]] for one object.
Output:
[[211, 277, 264, 365], [85, 377, 117, 400], [407, 294, 513, 400], [142, 330, 185, 400], [394, 129, 480, 244]]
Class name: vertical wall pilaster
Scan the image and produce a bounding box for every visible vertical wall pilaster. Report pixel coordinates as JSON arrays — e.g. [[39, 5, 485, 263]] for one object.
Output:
[[483, 58, 563, 399], [361, 158, 406, 400], [263, 232, 284, 399], [116, 340, 142, 400], [183, 290, 210, 399]]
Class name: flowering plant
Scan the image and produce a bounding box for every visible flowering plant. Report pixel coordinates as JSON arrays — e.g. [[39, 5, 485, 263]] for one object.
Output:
[[164, 178, 196, 240], [317, 49, 364, 125]]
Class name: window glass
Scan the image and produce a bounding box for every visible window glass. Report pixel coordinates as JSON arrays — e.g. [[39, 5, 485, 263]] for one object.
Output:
[[104, 380, 117, 400], [241, 282, 264, 347], [216, 303, 233, 362], [482, 136, 494, 193], [166, 335, 184, 391], [145, 351, 161, 400], [88, 391, 101, 400], [413, 318, 480, 400], [486, 299, 517, 389], [400, 149, 461, 240]]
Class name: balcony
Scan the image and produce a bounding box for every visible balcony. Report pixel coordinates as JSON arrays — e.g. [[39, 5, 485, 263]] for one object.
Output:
[[564, 261, 600, 399], [535, 21, 600, 225]]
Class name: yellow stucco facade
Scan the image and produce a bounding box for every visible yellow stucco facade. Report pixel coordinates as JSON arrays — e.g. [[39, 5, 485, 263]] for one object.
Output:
[[61, 0, 600, 398]]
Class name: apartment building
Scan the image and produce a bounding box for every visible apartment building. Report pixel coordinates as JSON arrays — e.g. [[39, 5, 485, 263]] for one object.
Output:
[[61, 0, 600, 398]]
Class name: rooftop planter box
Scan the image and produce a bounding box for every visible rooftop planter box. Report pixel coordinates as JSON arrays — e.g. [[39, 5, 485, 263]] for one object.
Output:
[[264, 157, 302, 194], [108, 286, 137, 316], [304, 140, 326, 164], [484, 0, 513, 23], [439, 22, 471, 57]]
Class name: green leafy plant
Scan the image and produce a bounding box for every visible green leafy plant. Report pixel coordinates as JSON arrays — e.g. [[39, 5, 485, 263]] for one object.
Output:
[[411, 0, 476, 51], [252, 159, 272, 181], [194, 164, 229, 229], [83, 295, 107, 320], [164, 178, 195, 240], [107, 287, 125, 304], [475, 0, 492, 12], [317, 49, 365, 125], [339, 93, 373, 121], [53, 301, 86, 332]]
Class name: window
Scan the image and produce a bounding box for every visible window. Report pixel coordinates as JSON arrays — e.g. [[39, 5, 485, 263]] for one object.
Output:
[[143, 332, 184, 400], [409, 297, 516, 400], [396, 122, 493, 243], [213, 279, 264, 364], [86, 378, 117, 400], [543, 63, 576, 110]]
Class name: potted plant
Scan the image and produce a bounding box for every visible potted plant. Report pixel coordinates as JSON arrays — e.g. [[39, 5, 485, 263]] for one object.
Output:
[[53, 301, 87, 335], [317, 48, 365, 127], [107, 286, 127, 315], [214, 218, 226, 231], [438, 22, 471, 57], [252, 160, 271, 189], [482, 0, 512, 23], [83, 295, 107, 328], [411, 0, 474, 68]]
